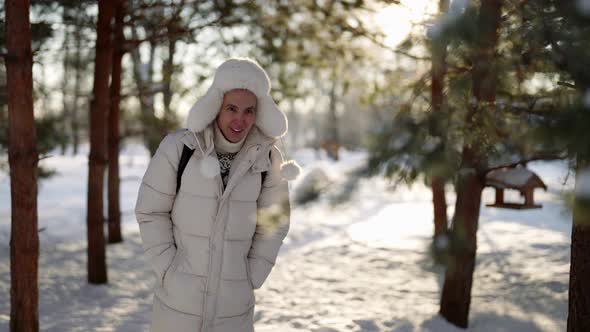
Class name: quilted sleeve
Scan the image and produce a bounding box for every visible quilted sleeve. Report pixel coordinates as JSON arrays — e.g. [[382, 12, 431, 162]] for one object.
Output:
[[135, 133, 182, 288], [248, 145, 291, 289]]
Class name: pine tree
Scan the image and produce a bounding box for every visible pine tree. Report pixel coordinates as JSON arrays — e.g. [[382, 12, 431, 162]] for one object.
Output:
[[5, 0, 39, 330], [527, 2, 590, 330], [107, 0, 125, 244], [430, 0, 449, 238], [367, 0, 586, 327], [439, 1, 503, 327], [1, 1, 67, 173], [87, 0, 116, 284]]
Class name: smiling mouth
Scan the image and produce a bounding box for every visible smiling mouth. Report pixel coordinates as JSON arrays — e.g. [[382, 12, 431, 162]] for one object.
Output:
[[230, 128, 243, 134]]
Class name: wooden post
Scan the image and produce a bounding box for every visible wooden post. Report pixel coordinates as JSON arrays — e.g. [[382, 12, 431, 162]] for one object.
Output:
[[495, 188, 504, 205], [524, 188, 534, 206]]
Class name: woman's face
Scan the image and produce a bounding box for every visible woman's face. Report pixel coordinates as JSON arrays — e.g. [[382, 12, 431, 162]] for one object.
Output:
[[216, 89, 257, 143]]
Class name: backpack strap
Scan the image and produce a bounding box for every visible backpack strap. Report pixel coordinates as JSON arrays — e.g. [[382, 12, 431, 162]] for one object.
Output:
[[177, 147, 270, 193], [176, 145, 195, 194], [261, 170, 268, 185]]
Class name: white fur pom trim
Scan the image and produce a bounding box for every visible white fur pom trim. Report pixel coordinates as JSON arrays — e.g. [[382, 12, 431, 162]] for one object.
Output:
[[280, 160, 301, 181], [200, 155, 220, 179]]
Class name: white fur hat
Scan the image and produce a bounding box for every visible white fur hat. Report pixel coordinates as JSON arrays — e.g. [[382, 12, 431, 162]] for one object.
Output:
[[186, 58, 288, 138]]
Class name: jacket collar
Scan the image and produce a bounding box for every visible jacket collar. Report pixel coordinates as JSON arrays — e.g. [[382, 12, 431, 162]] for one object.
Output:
[[221, 126, 274, 201]]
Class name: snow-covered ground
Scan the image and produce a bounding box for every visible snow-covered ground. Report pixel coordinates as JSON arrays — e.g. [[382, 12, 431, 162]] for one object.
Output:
[[0, 142, 574, 331]]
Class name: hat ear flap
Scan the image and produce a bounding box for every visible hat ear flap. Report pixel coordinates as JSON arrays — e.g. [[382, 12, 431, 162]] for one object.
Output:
[[256, 95, 287, 138], [187, 87, 224, 133]]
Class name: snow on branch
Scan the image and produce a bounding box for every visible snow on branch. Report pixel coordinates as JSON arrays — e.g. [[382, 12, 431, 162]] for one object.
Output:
[[485, 153, 568, 174]]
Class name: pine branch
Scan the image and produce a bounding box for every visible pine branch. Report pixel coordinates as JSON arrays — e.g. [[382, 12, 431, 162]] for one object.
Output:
[[123, 15, 225, 52], [368, 34, 432, 61], [557, 81, 577, 89], [485, 153, 568, 173], [502, 101, 562, 118], [120, 83, 168, 100], [129, 0, 203, 12]]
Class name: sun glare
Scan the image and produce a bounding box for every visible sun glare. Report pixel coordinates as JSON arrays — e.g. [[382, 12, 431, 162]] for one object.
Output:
[[375, 0, 437, 48]]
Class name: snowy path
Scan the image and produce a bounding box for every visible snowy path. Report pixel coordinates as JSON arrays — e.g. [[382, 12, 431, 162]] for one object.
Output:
[[255, 190, 571, 332], [0, 145, 574, 331]]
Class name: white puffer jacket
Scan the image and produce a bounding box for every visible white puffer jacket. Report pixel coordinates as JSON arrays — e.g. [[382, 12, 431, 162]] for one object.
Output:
[[135, 124, 290, 332]]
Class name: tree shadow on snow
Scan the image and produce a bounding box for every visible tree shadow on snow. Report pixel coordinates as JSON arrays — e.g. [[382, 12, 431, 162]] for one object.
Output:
[[0, 231, 154, 332], [421, 312, 544, 332]]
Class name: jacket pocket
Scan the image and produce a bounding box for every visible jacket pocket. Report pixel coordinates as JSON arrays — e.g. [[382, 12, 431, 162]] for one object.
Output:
[[161, 266, 207, 316], [162, 246, 182, 288], [216, 278, 254, 318]]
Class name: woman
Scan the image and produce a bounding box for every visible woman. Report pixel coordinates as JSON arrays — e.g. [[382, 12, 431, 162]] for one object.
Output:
[[135, 58, 300, 332]]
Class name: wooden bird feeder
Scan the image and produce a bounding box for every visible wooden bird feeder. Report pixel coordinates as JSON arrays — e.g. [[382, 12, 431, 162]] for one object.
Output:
[[485, 166, 547, 209]]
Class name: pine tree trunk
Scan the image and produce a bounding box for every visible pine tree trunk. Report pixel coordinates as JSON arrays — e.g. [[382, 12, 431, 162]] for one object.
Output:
[[108, 1, 124, 244], [431, 177, 448, 236], [439, 0, 501, 328], [71, 1, 84, 156], [567, 159, 590, 332], [430, 0, 449, 237], [162, 36, 176, 115], [87, 0, 115, 284], [60, 21, 71, 155], [5, 0, 40, 330], [440, 149, 484, 328]]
